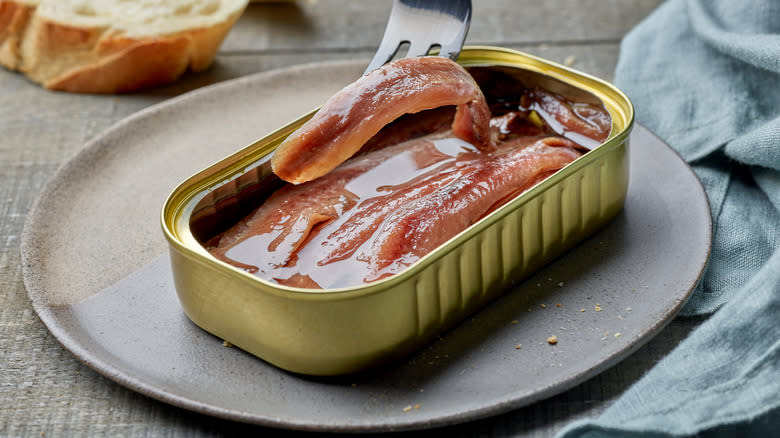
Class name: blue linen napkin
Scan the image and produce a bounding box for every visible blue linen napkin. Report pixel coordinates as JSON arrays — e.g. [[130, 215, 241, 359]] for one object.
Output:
[[556, 0, 780, 435]]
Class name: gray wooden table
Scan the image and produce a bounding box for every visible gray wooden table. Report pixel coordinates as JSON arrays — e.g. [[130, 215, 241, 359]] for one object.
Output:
[[1, 1, 704, 436]]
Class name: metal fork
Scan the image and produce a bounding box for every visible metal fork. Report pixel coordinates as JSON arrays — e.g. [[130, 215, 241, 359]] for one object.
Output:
[[364, 0, 472, 74]]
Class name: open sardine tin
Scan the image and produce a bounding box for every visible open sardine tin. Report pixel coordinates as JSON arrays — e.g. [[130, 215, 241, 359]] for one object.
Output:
[[161, 47, 634, 376]]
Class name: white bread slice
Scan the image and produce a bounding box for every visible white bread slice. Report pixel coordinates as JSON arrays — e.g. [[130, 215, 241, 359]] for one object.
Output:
[[0, 0, 248, 93]]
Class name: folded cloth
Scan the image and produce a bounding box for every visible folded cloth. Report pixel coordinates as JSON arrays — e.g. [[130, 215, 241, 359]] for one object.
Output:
[[556, 0, 780, 436]]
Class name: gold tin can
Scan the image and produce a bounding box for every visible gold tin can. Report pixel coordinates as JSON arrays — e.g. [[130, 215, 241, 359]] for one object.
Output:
[[161, 46, 634, 376]]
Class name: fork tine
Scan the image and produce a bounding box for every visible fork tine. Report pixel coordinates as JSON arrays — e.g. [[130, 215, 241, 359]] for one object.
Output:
[[364, 0, 405, 74], [438, 34, 468, 60], [406, 41, 436, 58], [364, 0, 472, 74], [364, 38, 402, 74]]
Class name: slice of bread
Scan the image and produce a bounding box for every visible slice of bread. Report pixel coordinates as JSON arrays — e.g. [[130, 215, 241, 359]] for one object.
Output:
[[0, 0, 248, 93]]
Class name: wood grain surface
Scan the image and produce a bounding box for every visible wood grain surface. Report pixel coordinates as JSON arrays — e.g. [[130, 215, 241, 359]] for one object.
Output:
[[0, 1, 704, 437]]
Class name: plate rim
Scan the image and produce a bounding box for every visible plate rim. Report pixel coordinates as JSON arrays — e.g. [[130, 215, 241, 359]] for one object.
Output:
[[20, 60, 712, 433]]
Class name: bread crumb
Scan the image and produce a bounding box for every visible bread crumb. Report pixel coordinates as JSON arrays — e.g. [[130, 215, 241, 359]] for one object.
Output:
[[547, 335, 558, 345], [626, 307, 632, 312], [540, 304, 547, 308], [556, 303, 562, 308], [594, 304, 603, 312], [515, 344, 522, 350], [614, 332, 622, 337], [557, 282, 564, 287], [222, 340, 234, 348], [564, 55, 576, 66], [415, 404, 420, 410], [511, 320, 518, 324], [580, 308, 586, 312], [403, 405, 413, 412]]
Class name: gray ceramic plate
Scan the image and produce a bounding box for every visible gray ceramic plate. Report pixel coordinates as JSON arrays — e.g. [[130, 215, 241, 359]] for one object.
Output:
[[21, 60, 711, 433]]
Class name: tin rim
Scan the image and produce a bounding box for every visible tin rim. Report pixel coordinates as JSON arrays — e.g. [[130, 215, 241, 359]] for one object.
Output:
[[161, 45, 635, 299]]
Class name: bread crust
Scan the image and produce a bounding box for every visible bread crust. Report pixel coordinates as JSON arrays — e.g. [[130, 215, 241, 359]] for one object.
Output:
[[0, 1, 34, 69], [0, 0, 246, 93]]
